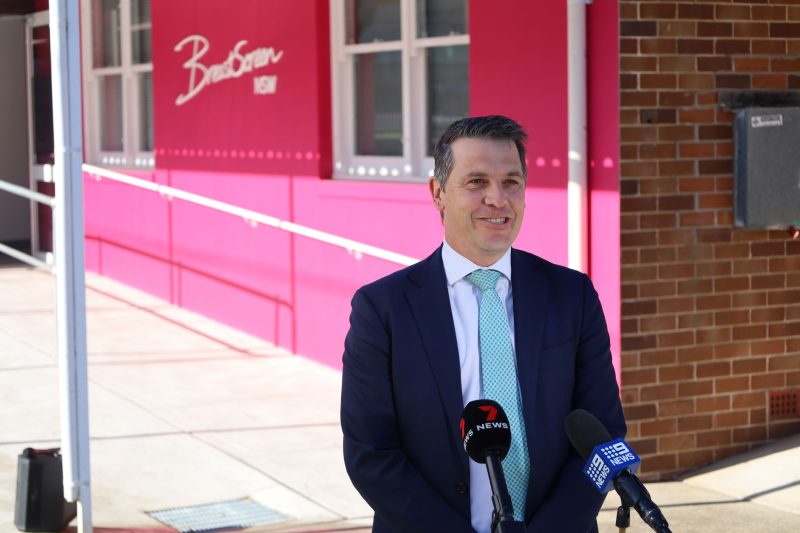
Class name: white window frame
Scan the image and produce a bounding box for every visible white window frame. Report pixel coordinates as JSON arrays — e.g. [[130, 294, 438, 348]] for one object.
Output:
[[330, 0, 469, 182], [81, 0, 154, 169]]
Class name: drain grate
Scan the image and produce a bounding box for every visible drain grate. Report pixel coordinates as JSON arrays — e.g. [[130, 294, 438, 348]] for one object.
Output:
[[148, 498, 287, 532]]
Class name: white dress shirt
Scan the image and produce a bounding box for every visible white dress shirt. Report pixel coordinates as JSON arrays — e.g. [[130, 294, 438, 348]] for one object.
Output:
[[441, 240, 516, 533]]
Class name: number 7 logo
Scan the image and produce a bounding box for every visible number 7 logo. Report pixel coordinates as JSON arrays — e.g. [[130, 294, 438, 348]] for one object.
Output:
[[478, 405, 497, 421]]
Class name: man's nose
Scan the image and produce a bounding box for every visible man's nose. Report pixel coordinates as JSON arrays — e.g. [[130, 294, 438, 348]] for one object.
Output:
[[484, 180, 508, 207]]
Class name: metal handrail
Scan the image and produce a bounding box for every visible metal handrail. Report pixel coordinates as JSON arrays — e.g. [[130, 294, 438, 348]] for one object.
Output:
[[0, 177, 54, 270], [82, 164, 419, 266]]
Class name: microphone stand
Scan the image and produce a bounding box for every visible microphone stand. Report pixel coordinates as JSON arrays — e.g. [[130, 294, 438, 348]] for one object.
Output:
[[484, 453, 526, 533], [613, 473, 672, 533]]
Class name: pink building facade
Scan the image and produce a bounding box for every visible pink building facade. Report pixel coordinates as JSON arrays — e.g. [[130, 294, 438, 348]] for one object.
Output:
[[79, 0, 620, 371]]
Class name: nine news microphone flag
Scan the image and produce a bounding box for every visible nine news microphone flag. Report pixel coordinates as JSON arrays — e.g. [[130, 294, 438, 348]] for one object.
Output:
[[564, 409, 672, 533]]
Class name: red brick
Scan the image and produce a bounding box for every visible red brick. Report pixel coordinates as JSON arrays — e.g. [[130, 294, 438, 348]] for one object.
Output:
[[767, 289, 800, 305], [622, 161, 659, 177], [715, 243, 749, 259], [697, 262, 732, 279], [659, 55, 696, 72], [700, 194, 732, 209], [697, 294, 732, 311], [699, 125, 731, 140], [641, 213, 677, 229], [751, 408, 766, 425], [715, 310, 750, 326], [623, 368, 658, 386], [680, 379, 714, 396], [698, 22, 732, 37], [733, 291, 767, 308], [622, 56, 659, 71], [679, 73, 715, 89], [659, 364, 695, 382], [696, 327, 732, 344], [679, 4, 714, 19], [751, 242, 784, 256], [714, 411, 749, 428], [641, 38, 677, 54], [733, 259, 769, 275], [752, 274, 785, 290], [640, 281, 677, 298], [641, 247, 678, 264], [697, 429, 732, 447], [753, 5, 788, 20], [641, 384, 678, 401], [715, 342, 750, 359], [679, 143, 715, 157], [624, 403, 658, 422], [659, 160, 696, 175], [768, 354, 800, 371], [658, 195, 695, 211], [716, 376, 750, 393], [622, 126, 659, 142], [641, 418, 679, 437], [659, 125, 695, 141], [660, 20, 697, 37], [680, 177, 714, 192], [734, 426, 768, 443], [659, 399, 695, 417], [623, 300, 658, 316], [639, 142, 677, 159], [622, 20, 659, 36], [771, 58, 800, 72], [715, 276, 749, 292], [769, 420, 800, 440], [715, 39, 751, 54], [641, 349, 677, 367], [659, 91, 694, 106], [678, 345, 714, 363], [716, 5, 751, 20], [622, 334, 657, 351], [770, 256, 800, 272], [678, 415, 713, 433], [640, 177, 679, 195], [771, 23, 800, 37], [716, 210, 734, 226], [752, 372, 786, 390], [698, 361, 731, 378], [751, 307, 786, 323], [629, 438, 658, 456], [733, 357, 767, 374], [735, 57, 771, 72], [660, 433, 697, 453], [641, 315, 677, 332], [659, 263, 695, 279], [716, 74, 751, 89], [753, 39, 786, 54], [753, 74, 787, 89], [659, 296, 694, 313], [622, 196, 658, 212], [621, 90, 658, 107], [678, 449, 715, 469], [697, 396, 731, 413], [622, 265, 658, 281], [733, 391, 766, 409], [716, 141, 734, 158], [678, 277, 713, 294], [641, 2, 677, 19], [659, 330, 695, 348], [733, 325, 768, 341]]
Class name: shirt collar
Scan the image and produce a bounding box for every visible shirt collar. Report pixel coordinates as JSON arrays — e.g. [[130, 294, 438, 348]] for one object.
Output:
[[441, 241, 512, 286]]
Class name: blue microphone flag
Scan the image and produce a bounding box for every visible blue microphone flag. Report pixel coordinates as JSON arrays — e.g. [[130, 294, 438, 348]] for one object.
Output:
[[583, 438, 641, 493]]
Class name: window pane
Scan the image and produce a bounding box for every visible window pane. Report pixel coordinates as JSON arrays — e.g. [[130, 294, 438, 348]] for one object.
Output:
[[139, 72, 154, 152], [417, 0, 467, 38], [92, 0, 121, 68], [98, 75, 123, 152], [131, 0, 151, 64], [345, 0, 401, 44], [355, 51, 403, 156], [427, 45, 468, 155]]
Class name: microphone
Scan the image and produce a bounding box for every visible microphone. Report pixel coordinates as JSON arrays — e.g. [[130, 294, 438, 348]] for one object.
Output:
[[460, 400, 525, 533], [565, 409, 672, 533]]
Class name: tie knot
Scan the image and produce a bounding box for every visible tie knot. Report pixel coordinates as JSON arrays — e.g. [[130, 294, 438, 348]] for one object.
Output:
[[466, 269, 502, 291]]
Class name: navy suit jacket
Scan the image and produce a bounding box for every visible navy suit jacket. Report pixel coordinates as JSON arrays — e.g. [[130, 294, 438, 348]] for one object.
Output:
[[341, 247, 626, 532]]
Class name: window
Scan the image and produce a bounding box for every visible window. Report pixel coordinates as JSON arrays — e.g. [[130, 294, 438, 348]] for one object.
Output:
[[330, 0, 469, 181], [83, 0, 153, 167]]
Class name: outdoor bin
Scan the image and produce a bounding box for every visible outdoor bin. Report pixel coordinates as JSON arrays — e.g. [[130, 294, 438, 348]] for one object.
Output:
[[15, 448, 77, 532]]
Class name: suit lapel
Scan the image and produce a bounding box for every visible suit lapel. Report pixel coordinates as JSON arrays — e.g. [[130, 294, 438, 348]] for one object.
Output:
[[406, 248, 466, 455], [510, 249, 548, 475]]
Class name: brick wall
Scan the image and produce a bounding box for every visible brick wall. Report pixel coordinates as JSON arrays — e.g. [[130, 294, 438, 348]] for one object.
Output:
[[619, 1, 800, 479]]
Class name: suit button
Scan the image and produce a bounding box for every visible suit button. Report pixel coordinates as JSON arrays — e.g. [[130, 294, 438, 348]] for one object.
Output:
[[455, 482, 468, 494]]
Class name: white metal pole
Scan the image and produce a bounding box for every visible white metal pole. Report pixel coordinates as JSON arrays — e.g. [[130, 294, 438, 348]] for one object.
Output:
[[568, 0, 589, 273], [49, 0, 92, 529]]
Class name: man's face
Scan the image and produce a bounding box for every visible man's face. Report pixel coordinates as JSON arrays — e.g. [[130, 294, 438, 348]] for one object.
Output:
[[429, 137, 526, 267]]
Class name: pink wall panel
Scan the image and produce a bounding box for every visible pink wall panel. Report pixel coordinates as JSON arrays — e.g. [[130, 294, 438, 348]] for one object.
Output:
[[469, 0, 569, 265], [588, 1, 621, 381]]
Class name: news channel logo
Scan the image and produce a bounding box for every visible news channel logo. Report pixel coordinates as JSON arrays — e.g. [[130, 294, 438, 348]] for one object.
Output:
[[583, 438, 640, 493]]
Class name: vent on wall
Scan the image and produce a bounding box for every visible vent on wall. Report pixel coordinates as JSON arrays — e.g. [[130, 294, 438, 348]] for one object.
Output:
[[769, 389, 800, 419]]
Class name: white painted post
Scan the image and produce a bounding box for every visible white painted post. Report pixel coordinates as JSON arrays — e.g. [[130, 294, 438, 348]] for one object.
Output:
[[49, 0, 93, 530]]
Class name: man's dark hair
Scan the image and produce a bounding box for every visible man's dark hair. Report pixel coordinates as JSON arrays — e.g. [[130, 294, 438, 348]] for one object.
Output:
[[433, 115, 528, 190]]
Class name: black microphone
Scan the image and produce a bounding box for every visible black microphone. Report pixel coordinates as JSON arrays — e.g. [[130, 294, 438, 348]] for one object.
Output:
[[461, 400, 525, 533], [565, 409, 672, 533]]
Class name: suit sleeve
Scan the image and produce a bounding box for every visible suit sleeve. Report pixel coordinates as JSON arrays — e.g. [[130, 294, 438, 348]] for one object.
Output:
[[526, 274, 627, 532], [341, 288, 474, 533]]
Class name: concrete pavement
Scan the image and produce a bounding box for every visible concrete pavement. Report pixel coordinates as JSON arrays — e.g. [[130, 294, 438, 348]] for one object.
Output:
[[0, 262, 797, 532]]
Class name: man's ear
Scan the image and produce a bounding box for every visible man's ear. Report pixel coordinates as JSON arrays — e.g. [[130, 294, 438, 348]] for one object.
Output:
[[429, 177, 442, 208]]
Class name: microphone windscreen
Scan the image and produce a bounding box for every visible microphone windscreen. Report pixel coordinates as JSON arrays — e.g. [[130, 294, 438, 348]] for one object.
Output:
[[460, 399, 511, 463], [564, 409, 613, 460]]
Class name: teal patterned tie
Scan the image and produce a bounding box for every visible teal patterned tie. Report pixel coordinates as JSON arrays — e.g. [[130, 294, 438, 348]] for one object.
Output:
[[467, 269, 530, 522]]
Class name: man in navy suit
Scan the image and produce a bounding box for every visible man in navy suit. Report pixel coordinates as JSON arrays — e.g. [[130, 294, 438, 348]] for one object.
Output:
[[341, 115, 626, 532]]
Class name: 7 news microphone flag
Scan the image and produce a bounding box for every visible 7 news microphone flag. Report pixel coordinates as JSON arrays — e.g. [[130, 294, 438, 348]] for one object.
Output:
[[461, 400, 525, 533], [565, 409, 672, 533]]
